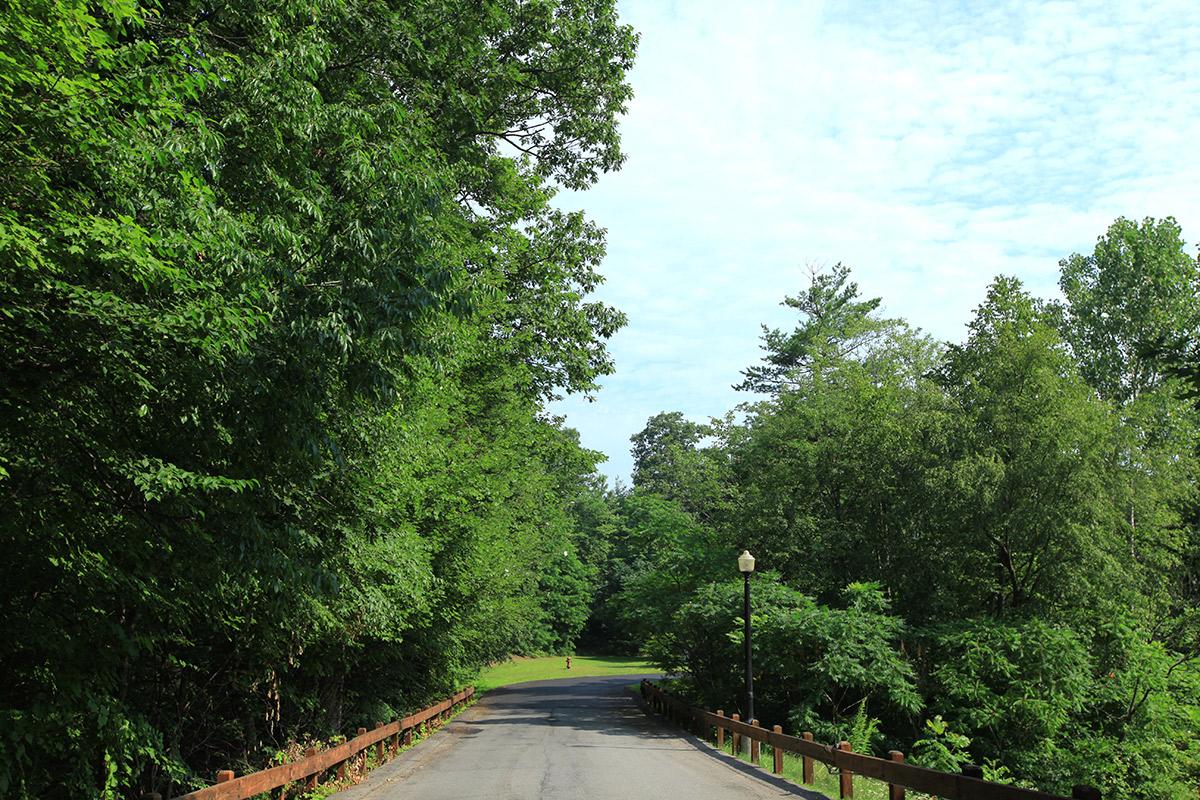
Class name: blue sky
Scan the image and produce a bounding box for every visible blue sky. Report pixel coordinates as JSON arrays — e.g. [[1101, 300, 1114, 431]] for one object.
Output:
[[550, 0, 1200, 483]]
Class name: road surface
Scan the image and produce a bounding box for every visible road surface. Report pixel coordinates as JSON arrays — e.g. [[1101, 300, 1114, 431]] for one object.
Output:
[[332, 674, 827, 800]]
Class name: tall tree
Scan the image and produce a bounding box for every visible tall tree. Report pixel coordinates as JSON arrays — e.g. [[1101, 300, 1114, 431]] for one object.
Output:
[[726, 266, 944, 601], [629, 411, 714, 501], [935, 277, 1127, 618], [1057, 216, 1200, 405], [1056, 217, 1200, 630], [737, 263, 905, 393]]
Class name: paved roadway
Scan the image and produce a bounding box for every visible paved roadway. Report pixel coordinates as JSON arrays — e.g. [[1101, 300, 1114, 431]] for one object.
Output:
[[333, 674, 827, 800]]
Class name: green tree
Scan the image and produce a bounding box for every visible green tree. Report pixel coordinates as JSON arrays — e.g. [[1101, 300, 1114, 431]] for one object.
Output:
[[608, 492, 725, 646], [737, 263, 906, 393], [1056, 217, 1200, 405], [723, 267, 945, 604], [933, 278, 1126, 618], [629, 411, 727, 519], [631, 412, 707, 492], [1056, 216, 1200, 663], [631, 261, 1200, 798], [0, 1, 637, 796]]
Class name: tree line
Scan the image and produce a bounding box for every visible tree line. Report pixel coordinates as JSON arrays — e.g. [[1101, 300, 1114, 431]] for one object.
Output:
[[6, 3, 1200, 800], [0, 1, 635, 797], [583, 218, 1200, 799]]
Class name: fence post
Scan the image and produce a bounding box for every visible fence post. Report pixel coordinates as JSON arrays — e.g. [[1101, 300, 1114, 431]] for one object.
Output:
[[716, 710, 725, 749], [802, 732, 814, 784], [375, 722, 385, 762], [1072, 787, 1102, 800], [772, 725, 784, 774], [731, 713, 741, 755], [887, 751, 905, 800], [216, 770, 234, 784], [305, 748, 318, 790], [357, 728, 368, 769], [750, 719, 760, 765], [839, 740, 853, 799], [391, 729, 400, 755]]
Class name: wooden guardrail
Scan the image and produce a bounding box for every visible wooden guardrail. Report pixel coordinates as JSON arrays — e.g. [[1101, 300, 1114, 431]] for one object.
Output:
[[166, 686, 475, 800], [640, 681, 1101, 800]]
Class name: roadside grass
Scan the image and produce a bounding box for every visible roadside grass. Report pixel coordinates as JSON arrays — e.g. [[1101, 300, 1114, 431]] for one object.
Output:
[[709, 735, 955, 800], [476, 655, 660, 693], [712, 736, 890, 800]]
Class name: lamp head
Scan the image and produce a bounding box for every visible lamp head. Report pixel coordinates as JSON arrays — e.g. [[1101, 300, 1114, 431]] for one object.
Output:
[[737, 550, 755, 573]]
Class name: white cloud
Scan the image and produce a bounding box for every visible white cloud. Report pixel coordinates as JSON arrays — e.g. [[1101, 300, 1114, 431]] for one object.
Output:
[[552, 0, 1200, 481]]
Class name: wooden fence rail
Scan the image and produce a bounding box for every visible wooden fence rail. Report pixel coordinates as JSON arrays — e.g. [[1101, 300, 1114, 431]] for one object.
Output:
[[165, 686, 475, 800], [640, 681, 1101, 800]]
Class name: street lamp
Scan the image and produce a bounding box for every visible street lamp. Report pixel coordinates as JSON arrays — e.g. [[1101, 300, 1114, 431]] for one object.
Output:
[[738, 549, 755, 743]]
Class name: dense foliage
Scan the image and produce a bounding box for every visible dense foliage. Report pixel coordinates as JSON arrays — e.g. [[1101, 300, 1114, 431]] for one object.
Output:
[[591, 219, 1200, 799], [0, 1, 635, 797]]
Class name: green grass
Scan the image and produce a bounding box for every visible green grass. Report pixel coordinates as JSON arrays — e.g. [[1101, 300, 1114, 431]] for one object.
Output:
[[476, 655, 660, 693], [712, 736, 891, 800], [709, 734, 951, 800]]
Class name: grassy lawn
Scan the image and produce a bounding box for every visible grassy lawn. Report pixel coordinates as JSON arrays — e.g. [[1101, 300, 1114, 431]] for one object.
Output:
[[476, 655, 660, 693]]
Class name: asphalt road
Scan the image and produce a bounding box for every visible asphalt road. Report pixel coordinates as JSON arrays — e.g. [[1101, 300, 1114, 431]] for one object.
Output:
[[332, 674, 827, 800]]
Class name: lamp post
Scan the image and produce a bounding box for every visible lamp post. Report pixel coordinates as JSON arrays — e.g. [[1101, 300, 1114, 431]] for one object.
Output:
[[737, 549, 755, 746]]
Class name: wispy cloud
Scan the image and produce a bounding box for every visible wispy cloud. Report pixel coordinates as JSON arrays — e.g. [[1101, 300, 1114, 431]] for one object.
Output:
[[552, 0, 1200, 481]]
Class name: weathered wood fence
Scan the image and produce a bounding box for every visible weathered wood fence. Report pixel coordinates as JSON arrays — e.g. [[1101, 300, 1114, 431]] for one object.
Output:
[[640, 681, 1101, 800], [163, 686, 475, 800]]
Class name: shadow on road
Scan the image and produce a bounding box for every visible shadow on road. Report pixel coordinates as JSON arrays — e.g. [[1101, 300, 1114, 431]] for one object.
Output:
[[674, 734, 829, 799], [469, 675, 828, 798], [468, 674, 679, 741]]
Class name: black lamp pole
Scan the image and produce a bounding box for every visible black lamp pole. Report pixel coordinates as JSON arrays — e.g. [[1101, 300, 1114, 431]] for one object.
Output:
[[743, 568, 753, 729], [737, 549, 755, 748]]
